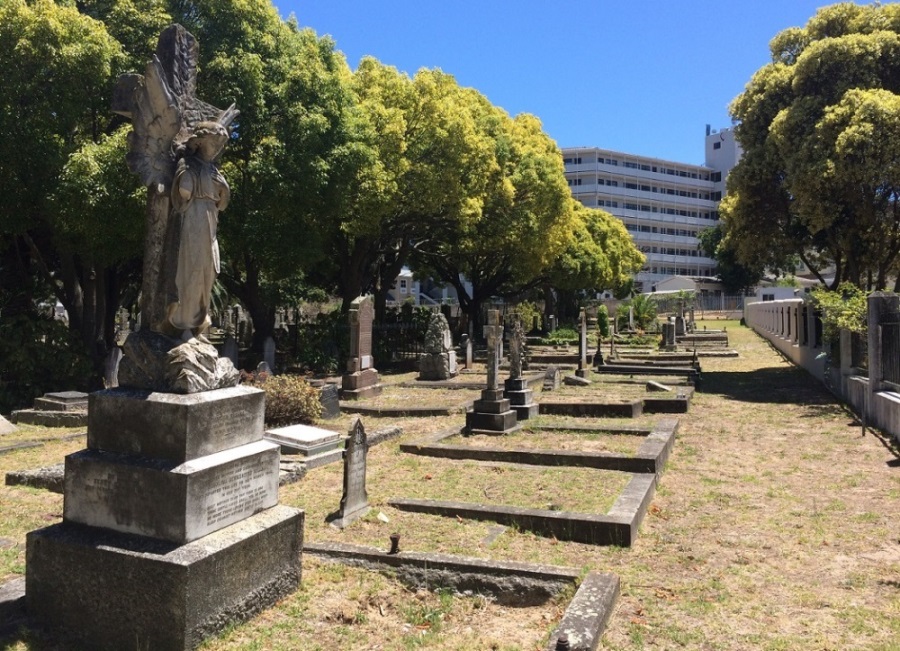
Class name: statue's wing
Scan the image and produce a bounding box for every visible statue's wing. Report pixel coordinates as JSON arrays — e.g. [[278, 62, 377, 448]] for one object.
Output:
[[120, 55, 181, 190]]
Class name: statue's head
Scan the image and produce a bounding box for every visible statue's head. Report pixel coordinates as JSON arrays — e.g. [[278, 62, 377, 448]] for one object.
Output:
[[186, 122, 230, 159]]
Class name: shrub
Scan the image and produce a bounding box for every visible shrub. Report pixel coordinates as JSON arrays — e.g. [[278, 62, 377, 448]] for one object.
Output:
[[543, 327, 578, 344], [596, 304, 610, 338], [241, 371, 322, 426], [0, 314, 95, 413]]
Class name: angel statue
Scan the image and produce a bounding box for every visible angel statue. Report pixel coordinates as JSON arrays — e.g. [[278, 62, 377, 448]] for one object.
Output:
[[112, 25, 240, 393]]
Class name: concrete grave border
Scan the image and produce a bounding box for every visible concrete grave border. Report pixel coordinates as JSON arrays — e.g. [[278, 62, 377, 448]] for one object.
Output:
[[400, 419, 678, 476], [305, 541, 619, 649], [389, 469, 657, 547], [539, 387, 693, 416]]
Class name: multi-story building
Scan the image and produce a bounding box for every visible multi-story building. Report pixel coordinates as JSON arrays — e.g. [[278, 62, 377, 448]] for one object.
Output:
[[562, 127, 741, 293]]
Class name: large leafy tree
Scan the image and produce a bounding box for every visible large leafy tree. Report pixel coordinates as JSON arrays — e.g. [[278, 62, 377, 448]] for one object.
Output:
[[544, 202, 644, 320], [697, 224, 763, 294], [414, 101, 576, 330], [0, 0, 138, 372], [724, 2, 900, 290]]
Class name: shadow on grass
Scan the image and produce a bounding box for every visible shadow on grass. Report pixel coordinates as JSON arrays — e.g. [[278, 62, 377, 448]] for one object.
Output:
[[700, 366, 836, 406], [0, 624, 69, 651]]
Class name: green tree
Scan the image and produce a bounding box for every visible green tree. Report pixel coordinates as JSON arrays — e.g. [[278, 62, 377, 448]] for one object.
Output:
[[0, 0, 134, 372], [414, 102, 576, 331], [724, 2, 900, 291], [544, 202, 644, 320], [697, 224, 763, 293]]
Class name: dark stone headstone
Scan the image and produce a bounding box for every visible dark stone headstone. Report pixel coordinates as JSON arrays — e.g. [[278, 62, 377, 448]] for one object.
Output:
[[341, 296, 382, 400], [327, 419, 370, 528]]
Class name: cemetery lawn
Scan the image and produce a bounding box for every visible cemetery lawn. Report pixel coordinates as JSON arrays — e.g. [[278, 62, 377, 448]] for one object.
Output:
[[3, 320, 900, 649], [442, 428, 646, 456]]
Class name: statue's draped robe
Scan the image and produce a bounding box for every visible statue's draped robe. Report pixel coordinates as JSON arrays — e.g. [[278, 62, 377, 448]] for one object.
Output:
[[168, 156, 228, 333]]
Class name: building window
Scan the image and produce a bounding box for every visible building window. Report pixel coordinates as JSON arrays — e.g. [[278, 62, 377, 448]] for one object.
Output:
[[399, 279, 408, 293], [713, 142, 721, 150]]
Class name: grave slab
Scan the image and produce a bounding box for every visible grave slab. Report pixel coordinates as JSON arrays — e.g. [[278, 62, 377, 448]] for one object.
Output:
[[265, 423, 342, 456]]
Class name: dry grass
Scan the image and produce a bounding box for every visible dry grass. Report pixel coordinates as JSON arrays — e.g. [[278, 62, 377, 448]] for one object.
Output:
[[3, 321, 900, 650]]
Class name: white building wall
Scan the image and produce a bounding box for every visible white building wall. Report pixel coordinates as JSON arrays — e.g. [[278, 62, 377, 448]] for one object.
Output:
[[562, 127, 740, 292]]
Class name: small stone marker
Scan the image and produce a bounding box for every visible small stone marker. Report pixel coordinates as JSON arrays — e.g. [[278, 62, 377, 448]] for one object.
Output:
[[576, 309, 589, 379], [104, 347, 123, 388], [263, 336, 276, 373], [341, 295, 383, 400], [327, 418, 371, 528], [646, 380, 673, 392], [461, 334, 473, 369], [222, 334, 238, 368]]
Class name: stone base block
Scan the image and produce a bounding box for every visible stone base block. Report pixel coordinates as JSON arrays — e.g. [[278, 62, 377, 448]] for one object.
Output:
[[340, 383, 383, 400], [64, 440, 280, 544], [419, 352, 458, 380], [88, 386, 265, 464], [472, 398, 512, 414], [511, 403, 539, 420], [9, 410, 86, 428], [342, 368, 380, 391], [466, 409, 519, 434], [575, 368, 591, 379], [26, 505, 303, 651]]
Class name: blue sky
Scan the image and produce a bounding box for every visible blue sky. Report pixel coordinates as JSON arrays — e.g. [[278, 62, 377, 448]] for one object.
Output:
[[276, 1, 850, 165]]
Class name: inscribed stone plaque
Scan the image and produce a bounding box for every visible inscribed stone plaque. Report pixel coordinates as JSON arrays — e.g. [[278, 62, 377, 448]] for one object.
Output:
[[327, 418, 370, 529]]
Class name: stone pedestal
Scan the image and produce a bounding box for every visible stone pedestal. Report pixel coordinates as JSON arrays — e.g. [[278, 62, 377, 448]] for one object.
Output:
[[26, 385, 303, 650], [341, 368, 383, 400], [419, 351, 458, 380], [504, 378, 538, 420], [466, 389, 521, 435]]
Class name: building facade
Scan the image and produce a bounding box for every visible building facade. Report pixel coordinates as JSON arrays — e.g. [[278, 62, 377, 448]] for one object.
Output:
[[562, 127, 741, 292]]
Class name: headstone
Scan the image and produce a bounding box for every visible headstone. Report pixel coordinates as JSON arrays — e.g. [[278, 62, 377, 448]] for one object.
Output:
[[548, 315, 557, 332], [263, 336, 276, 374], [256, 361, 271, 375], [418, 312, 458, 380], [26, 26, 302, 651], [341, 296, 383, 400], [104, 347, 123, 388], [461, 334, 473, 369], [661, 322, 676, 349], [543, 366, 562, 392], [465, 310, 520, 435], [318, 382, 341, 419], [326, 419, 370, 528], [222, 334, 239, 368], [675, 315, 686, 336], [576, 309, 590, 379], [503, 317, 538, 419]]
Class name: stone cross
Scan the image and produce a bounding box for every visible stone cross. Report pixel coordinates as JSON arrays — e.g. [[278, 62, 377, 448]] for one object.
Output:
[[484, 310, 503, 390], [327, 418, 370, 529], [348, 295, 375, 373]]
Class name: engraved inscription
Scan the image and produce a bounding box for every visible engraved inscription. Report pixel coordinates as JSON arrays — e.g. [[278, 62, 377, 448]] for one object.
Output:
[[204, 455, 272, 526], [202, 397, 258, 444]]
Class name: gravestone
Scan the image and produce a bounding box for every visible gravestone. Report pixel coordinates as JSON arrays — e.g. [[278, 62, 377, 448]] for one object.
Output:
[[326, 419, 370, 528], [11, 391, 89, 427], [661, 322, 676, 349], [222, 334, 239, 368], [503, 317, 538, 419], [461, 334, 473, 369], [265, 423, 344, 469], [675, 315, 686, 336], [26, 26, 303, 651], [576, 309, 590, 379], [104, 347, 123, 388], [341, 296, 383, 400], [263, 336, 276, 374], [465, 310, 520, 435], [419, 312, 458, 380], [548, 315, 557, 332], [0, 414, 16, 436]]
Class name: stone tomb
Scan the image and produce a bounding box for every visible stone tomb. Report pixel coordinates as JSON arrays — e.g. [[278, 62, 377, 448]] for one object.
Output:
[[11, 391, 89, 427], [265, 423, 344, 469], [327, 418, 370, 529], [419, 311, 458, 380], [341, 295, 383, 400], [465, 310, 520, 435], [503, 317, 538, 420], [26, 384, 303, 650]]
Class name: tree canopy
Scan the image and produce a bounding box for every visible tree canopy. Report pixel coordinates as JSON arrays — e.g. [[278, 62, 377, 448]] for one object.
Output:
[[723, 2, 900, 291]]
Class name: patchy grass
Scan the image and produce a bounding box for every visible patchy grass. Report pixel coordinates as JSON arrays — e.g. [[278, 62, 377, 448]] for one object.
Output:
[[443, 429, 646, 456]]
